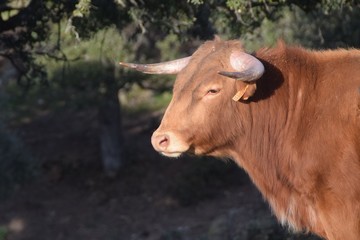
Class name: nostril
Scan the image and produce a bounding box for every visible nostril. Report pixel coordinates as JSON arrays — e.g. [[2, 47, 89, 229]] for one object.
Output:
[[158, 134, 169, 149], [152, 132, 173, 152]]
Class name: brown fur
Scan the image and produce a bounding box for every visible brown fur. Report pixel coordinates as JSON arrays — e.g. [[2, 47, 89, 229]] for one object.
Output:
[[153, 39, 360, 240]]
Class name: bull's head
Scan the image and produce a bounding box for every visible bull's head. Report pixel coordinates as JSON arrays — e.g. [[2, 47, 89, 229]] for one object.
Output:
[[120, 39, 264, 158]]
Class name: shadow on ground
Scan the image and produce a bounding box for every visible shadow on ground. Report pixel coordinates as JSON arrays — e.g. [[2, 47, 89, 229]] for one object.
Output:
[[0, 109, 321, 240]]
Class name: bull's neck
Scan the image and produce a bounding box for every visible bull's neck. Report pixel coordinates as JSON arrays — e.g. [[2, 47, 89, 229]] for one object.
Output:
[[227, 49, 317, 228], [230, 90, 293, 190], [230, 55, 299, 174]]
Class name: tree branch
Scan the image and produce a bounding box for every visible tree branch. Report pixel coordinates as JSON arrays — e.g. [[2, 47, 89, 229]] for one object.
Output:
[[0, 0, 42, 32]]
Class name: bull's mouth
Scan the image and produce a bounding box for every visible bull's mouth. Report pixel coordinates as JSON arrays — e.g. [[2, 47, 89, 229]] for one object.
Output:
[[159, 151, 184, 158], [159, 146, 203, 158]]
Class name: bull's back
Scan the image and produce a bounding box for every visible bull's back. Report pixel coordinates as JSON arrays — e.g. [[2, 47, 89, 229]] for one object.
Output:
[[312, 49, 360, 118], [316, 49, 360, 87]]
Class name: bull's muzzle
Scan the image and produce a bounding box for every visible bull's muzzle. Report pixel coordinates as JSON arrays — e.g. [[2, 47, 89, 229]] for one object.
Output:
[[151, 133, 170, 152], [151, 131, 189, 158]]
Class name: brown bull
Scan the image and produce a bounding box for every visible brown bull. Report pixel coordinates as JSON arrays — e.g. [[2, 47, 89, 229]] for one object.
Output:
[[120, 38, 360, 240]]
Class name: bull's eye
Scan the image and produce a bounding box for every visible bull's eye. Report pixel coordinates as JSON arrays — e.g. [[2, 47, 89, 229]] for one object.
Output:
[[203, 83, 222, 99], [204, 88, 221, 98], [207, 89, 220, 95]]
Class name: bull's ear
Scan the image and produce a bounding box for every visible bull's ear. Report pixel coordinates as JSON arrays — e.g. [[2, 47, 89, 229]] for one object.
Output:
[[242, 83, 257, 100], [232, 82, 257, 101]]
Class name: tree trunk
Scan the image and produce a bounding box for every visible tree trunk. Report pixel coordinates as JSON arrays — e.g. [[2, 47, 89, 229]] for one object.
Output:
[[98, 87, 124, 177]]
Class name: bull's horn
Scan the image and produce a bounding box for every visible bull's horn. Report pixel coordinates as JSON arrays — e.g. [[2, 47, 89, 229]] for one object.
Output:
[[119, 56, 191, 74], [218, 51, 264, 82]]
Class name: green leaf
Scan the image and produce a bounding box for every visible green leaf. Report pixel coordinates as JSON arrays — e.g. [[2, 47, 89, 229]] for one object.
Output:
[[187, 0, 204, 4]]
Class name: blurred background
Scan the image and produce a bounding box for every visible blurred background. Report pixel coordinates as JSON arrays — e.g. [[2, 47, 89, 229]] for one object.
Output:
[[0, 0, 359, 239]]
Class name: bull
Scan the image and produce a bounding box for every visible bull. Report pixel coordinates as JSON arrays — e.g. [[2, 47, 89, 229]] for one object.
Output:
[[119, 38, 360, 240]]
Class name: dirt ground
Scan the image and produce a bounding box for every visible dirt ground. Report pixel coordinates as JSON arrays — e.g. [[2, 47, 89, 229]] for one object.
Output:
[[0, 109, 321, 240]]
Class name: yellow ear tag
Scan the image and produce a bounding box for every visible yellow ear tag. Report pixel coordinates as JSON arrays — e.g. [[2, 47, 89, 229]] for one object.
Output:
[[232, 84, 249, 101]]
